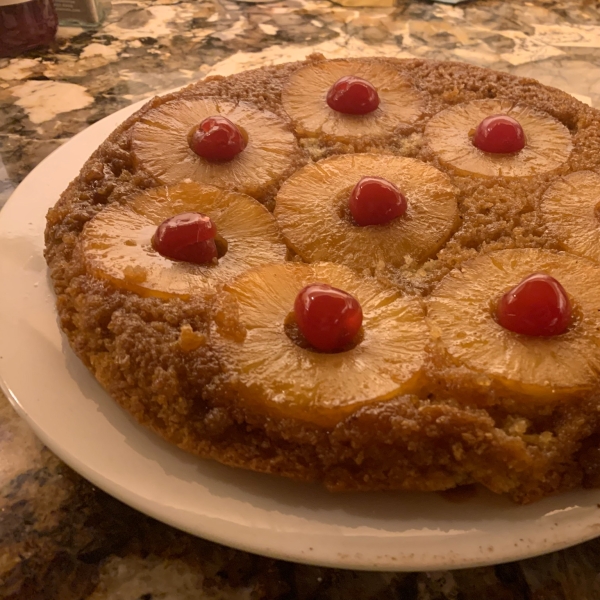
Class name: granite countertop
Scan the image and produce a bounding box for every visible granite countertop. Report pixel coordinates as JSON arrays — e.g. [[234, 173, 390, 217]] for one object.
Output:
[[2, 0, 600, 597]]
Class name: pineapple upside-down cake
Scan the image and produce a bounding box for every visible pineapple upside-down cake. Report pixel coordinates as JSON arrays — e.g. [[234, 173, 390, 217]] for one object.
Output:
[[45, 55, 600, 503]]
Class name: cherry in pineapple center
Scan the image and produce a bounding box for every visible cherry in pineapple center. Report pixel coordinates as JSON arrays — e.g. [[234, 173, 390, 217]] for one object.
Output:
[[349, 176, 407, 226], [189, 116, 247, 162], [496, 273, 572, 336], [293, 284, 363, 353], [472, 114, 526, 154], [152, 212, 221, 265], [327, 76, 380, 115]]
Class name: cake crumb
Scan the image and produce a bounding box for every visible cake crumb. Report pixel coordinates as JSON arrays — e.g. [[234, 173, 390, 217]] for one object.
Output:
[[178, 324, 206, 352]]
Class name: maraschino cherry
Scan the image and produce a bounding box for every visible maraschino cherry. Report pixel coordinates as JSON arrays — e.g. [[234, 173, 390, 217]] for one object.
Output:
[[294, 283, 363, 352], [152, 212, 218, 264], [472, 114, 526, 154], [349, 176, 407, 226], [326, 76, 380, 115], [496, 273, 571, 336], [189, 115, 247, 162]]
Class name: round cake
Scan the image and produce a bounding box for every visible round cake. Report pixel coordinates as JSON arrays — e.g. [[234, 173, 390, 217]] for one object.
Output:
[[44, 55, 600, 504]]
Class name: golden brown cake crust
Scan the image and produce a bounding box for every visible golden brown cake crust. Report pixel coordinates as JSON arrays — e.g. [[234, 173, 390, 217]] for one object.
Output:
[[45, 56, 600, 503]]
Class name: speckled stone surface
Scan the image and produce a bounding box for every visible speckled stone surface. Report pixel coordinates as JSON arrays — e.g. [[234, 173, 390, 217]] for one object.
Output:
[[2, 0, 600, 598]]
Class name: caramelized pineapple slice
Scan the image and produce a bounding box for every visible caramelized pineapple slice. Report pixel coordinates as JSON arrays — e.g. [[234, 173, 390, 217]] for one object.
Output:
[[427, 249, 600, 398], [81, 181, 286, 299], [212, 262, 428, 426], [282, 59, 423, 142], [541, 171, 600, 264], [274, 154, 459, 272], [131, 98, 300, 198], [425, 99, 572, 178]]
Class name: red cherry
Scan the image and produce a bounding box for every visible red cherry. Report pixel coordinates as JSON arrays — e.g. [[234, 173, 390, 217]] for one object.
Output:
[[326, 76, 380, 115], [152, 212, 218, 264], [189, 116, 247, 162], [496, 273, 571, 336], [349, 176, 407, 226], [472, 114, 526, 154], [294, 284, 363, 352]]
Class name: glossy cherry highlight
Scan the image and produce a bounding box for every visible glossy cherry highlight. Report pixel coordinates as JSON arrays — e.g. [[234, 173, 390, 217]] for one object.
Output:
[[326, 76, 380, 115], [472, 114, 526, 154], [294, 283, 363, 352], [152, 212, 218, 264], [349, 176, 407, 226], [189, 115, 247, 162], [496, 273, 571, 337]]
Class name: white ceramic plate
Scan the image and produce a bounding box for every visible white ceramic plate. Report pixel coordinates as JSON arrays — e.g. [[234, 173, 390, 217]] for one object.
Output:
[[1, 99, 600, 572]]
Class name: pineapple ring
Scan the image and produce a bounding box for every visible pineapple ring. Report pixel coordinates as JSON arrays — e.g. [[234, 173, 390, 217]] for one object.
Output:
[[282, 59, 423, 142], [425, 99, 572, 178], [541, 171, 600, 264], [131, 98, 300, 198], [81, 181, 287, 300], [211, 262, 428, 426], [427, 248, 600, 398], [274, 154, 459, 271]]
